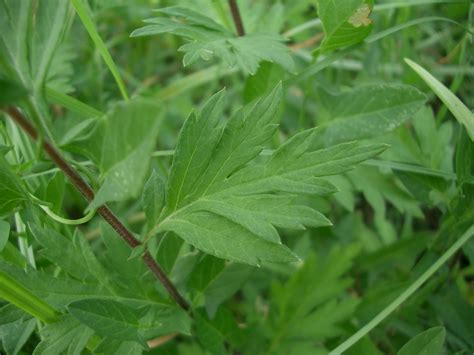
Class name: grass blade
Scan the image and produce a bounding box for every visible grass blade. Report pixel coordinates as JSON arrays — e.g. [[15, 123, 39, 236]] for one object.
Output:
[[405, 58, 474, 140], [330, 225, 474, 354], [70, 0, 129, 101]]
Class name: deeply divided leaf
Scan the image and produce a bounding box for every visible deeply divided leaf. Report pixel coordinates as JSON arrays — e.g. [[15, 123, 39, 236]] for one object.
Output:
[[131, 6, 295, 74], [150, 84, 387, 265]]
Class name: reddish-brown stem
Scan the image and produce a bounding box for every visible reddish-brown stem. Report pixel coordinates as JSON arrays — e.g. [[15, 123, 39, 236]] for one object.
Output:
[[3, 106, 190, 311], [228, 0, 245, 36]]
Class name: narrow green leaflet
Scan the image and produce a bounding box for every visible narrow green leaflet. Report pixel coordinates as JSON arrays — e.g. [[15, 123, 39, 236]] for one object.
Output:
[[33, 315, 94, 355], [397, 327, 445, 355], [0, 155, 28, 216], [149, 84, 387, 265], [317, 84, 427, 146], [131, 6, 295, 75], [405, 58, 474, 140], [70, 99, 162, 209], [315, 0, 374, 52]]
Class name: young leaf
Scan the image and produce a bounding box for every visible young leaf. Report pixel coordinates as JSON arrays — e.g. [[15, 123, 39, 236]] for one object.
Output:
[[405, 58, 474, 140], [397, 326, 445, 355], [151, 84, 387, 265], [131, 6, 295, 75], [70, 99, 162, 209], [315, 0, 373, 52]]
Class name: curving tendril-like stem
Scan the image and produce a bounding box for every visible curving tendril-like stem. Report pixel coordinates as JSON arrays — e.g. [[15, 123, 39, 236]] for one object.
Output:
[[2, 106, 190, 312]]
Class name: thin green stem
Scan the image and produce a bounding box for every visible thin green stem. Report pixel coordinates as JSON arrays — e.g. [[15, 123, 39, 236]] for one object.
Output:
[[330, 225, 474, 355], [70, 0, 129, 101], [28, 192, 97, 225], [0, 270, 60, 323]]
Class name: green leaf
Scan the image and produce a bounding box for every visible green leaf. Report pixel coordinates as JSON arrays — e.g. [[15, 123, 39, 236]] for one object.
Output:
[[99, 224, 149, 298], [0, 317, 36, 355], [128, 244, 146, 261], [68, 298, 191, 346], [153, 84, 386, 265], [71, 99, 162, 209], [0, 155, 28, 216], [268, 246, 360, 351], [318, 84, 427, 146], [30, 225, 115, 293], [0, 220, 10, 252], [68, 299, 145, 345], [0, 0, 73, 89], [405, 58, 474, 140], [142, 170, 166, 230], [188, 255, 226, 293], [131, 6, 295, 75], [316, 0, 373, 52], [243, 62, 284, 102], [397, 327, 445, 355], [93, 338, 143, 355], [161, 212, 298, 266], [202, 263, 253, 317], [194, 308, 237, 355], [33, 315, 94, 355]]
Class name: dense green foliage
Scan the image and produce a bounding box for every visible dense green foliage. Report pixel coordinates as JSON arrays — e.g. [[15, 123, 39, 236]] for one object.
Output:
[[0, 0, 473, 354]]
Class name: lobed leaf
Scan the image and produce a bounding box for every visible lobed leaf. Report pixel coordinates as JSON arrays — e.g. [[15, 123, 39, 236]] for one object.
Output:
[[131, 6, 295, 74], [150, 84, 387, 265]]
